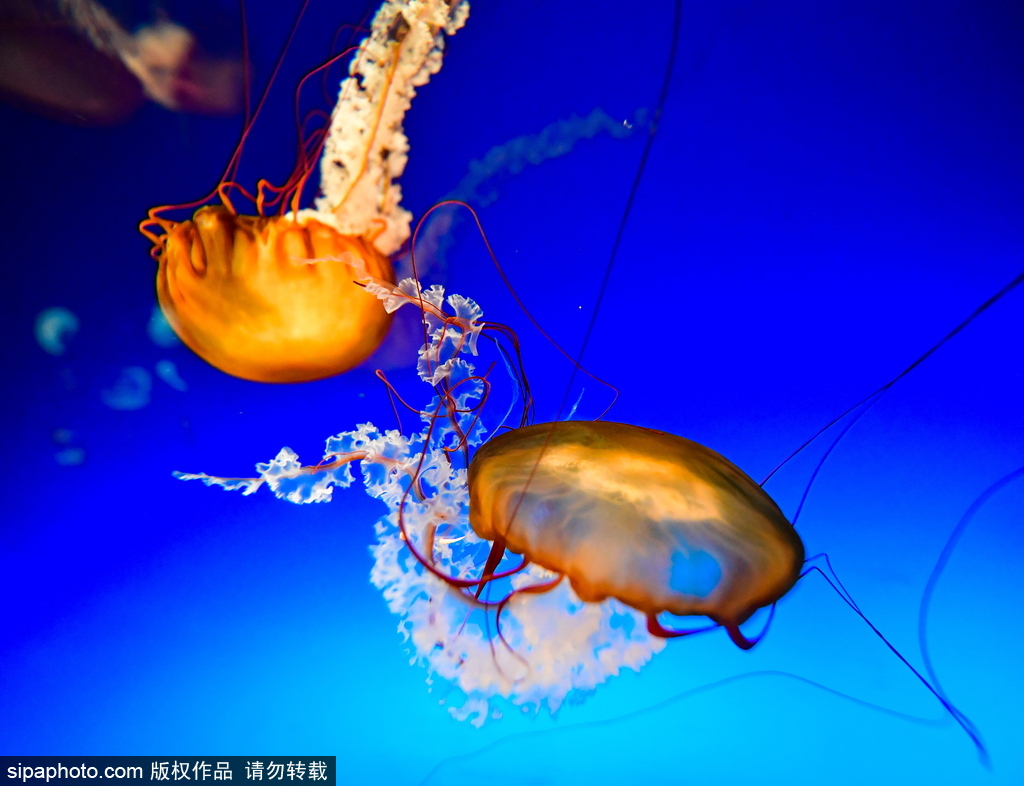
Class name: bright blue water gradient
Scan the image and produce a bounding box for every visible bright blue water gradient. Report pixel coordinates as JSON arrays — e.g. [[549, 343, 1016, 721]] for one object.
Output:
[[1, 1, 1022, 784]]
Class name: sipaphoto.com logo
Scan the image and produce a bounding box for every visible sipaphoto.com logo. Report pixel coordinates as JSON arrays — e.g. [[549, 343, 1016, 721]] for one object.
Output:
[[7, 763, 142, 782], [1, 756, 335, 786]]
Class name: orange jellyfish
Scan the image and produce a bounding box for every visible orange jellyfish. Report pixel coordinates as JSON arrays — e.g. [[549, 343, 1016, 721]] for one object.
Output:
[[139, 0, 468, 383], [149, 208, 396, 383], [167, 1, 1002, 750], [468, 419, 805, 649], [173, 270, 801, 721], [0, 0, 242, 125], [174, 247, 995, 749]]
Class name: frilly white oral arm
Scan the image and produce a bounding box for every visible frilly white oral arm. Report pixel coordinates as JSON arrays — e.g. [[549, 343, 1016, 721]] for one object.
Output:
[[306, 0, 470, 256]]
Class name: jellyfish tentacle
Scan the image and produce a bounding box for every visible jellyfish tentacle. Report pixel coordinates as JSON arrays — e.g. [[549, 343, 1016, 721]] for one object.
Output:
[[414, 199, 620, 409], [918, 465, 1024, 696], [473, 536, 508, 599], [721, 606, 779, 651], [646, 615, 719, 641], [287, 44, 364, 214], [804, 562, 990, 765], [761, 267, 1024, 489], [723, 625, 757, 650]]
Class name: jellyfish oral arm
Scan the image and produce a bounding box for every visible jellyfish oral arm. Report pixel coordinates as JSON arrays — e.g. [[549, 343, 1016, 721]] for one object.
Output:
[[309, 0, 470, 255], [173, 449, 366, 502], [350, 265, 486, 383]]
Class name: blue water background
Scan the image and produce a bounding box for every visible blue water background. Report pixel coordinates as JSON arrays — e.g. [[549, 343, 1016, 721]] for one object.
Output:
[[1, 1, 1022, 783]]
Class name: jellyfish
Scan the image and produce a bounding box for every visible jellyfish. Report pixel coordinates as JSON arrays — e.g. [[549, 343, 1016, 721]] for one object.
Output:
[[174, 269, 804, 723], [139, 0, 469, 383], [34, 307, 79, 356], [468, 419, 805, 649], [174, 251, 1005, 755], [0, 0, 243, 124], [101, 366, 152, 410], [165, 0, 1010, 760]]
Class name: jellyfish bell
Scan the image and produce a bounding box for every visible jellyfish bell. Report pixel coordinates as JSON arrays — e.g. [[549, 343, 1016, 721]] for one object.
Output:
[[141, 0, 468, 383], [468, 419, 804, 649], [154, 205, 394, 383]]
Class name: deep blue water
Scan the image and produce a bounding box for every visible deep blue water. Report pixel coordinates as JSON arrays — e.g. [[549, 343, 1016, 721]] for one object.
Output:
[[2, 1, 1023, 783]]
